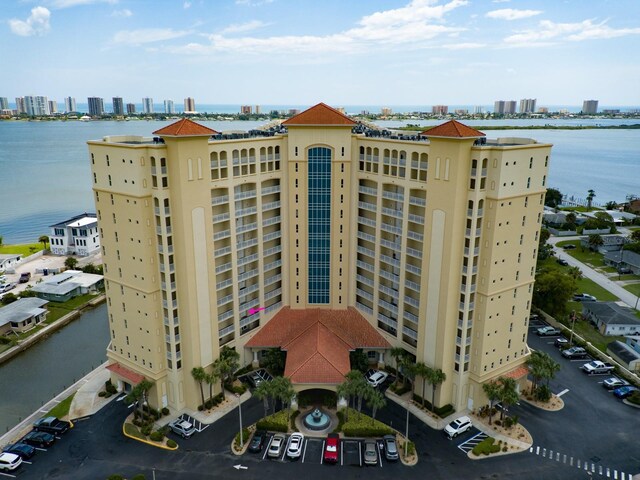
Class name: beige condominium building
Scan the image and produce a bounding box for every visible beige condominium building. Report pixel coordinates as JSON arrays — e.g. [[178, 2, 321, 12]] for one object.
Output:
[[88, 103, 551, 414]]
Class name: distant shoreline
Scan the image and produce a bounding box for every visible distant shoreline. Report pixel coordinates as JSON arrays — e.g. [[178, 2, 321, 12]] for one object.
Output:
[[398, 124, 640, 131]]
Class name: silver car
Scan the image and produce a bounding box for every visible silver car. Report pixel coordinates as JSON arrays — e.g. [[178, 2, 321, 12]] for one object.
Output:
[[268, 434, 286, 458], [363, 440, 378, 465], [169, 419, 197, 438]]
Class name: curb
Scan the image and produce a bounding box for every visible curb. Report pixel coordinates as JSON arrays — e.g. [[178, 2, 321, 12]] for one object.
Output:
[[122, 422, 178, 451]]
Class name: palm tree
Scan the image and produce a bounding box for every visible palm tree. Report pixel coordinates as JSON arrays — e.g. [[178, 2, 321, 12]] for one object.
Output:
[[191, 367, 207, 407], [586, 189, 596, 209], [275, 377, 296, 420], [428, 368, 447, 413], [526, 351, 546, 392], [540, 352, 561, 387], [389, 347, 406, 386], [413, 362, 430, 407], [64, 256, 78, 269], [254, 380, 274, 417], [336, 381, 352, 421], [497, 377, 519, 421], [212, 357, 231, 401], [588, 234, 604, 251], [482, 380, 501, 425], [365, 389, 386, 424], [38, 235, 49, 250], [567, 266, 583, 280], [205, 370, 219, 403]]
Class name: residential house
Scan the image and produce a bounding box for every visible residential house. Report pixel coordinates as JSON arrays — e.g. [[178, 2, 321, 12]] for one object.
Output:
[[48, 213, 100, 257], [603, 249, 640, 275], [0, 254, 22, 272], [607, 336, 640, 372], [582, 301, 640, 336], [580, 234, 626, 253], [31, 270, 103, 302], [0, 297, 49, 335]]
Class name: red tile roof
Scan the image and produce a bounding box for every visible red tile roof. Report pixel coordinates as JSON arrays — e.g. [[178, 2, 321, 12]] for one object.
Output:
[[106, 362, 145, 385], [503, 365, 529, 380], [282, 102, 356, 126], [152, 118, 218, 136], [245, 307, 390, 384], [420, 120, 484, 138]]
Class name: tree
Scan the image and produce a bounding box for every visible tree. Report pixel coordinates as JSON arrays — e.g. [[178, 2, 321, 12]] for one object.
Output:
[[565, 212, 577, 227], [263, 348, 286, 375], [254, 379, 274, 417], [64, 257, 78, 270], [272, 376, 296, 420], [389, 347, 406, 386], [482, 381, 501, 425], [631, 230, 640, 242], [336, 381, 352, 421], [349, 349, 369, 373], [497, 377, 519, 421], [427, 368, 446, 413], [544, 188, 563, 208], [567, 266, 583, 281], [586, 189, 596, 209], [588, 234, 604, 251], [191, 367, 206, 408], [538, 351, 561, 387], [126, 379, 155, 417], [414, 363, 431, 407], [365, 389, 386, 424], [205, 370, 219, 403], [212, 358, 232, 401], [533, 270, 577, 317], [605, 201, 618, 210], [38, 235, 49, 250], [0, 235, 3, 248], [0, 293, 18, 305]]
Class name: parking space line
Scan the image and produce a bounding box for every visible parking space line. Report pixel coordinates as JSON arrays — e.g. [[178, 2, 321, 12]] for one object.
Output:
[[35, 447, 47, 452], [302, 439, 308, 463], [457, 432, 487, 453], [321, 440, 325, 464], [556, 389, 569, 397], [0, 472, 17, 478], [359, 441, 362, 467], [263, 437, 272, 460], [340, 440, 343, 466], [377, 443, 382, 468], [23, 461, 33, 465]]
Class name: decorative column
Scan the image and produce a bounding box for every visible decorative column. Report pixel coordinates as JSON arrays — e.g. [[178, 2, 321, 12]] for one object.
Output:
[[252, 350, 259, 368], [378, 351, 385, 368]]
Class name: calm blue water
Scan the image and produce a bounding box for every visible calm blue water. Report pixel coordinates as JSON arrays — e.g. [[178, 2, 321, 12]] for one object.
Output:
[[0, 119, 638, 244]]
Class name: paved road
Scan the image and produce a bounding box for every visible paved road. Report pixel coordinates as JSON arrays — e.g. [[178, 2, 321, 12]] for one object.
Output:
[[549, 236, 640, 309]]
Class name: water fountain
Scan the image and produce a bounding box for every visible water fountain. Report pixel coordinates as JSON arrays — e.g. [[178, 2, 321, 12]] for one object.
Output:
[[303, 407, 331, 431]]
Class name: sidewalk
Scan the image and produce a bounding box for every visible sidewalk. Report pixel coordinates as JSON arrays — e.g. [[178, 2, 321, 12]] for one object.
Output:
[[156, 389, 252, 428], [385, 389, 460, 431]]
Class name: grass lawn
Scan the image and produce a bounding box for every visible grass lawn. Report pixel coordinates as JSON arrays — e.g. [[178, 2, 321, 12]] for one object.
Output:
[[0, 243, 44, 256], [46, 393, 76, 419], [623, 283, 640, 298], [600, 266, 618, 274], [574, 278, 618, 301], [570, 319, 625, 353], [564, 246, 606, 267]]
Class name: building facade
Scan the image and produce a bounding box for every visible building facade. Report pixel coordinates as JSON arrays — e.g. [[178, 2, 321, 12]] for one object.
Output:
[[113, 97, 125, 116], [582, 100, 598, 114], [164, 100, 175, 114], [519, 99, 537, 114], [142, 98, 154, 114], [493, 100, 516, 115], [0, 97, 8, 110], [88, 97, 105, 117], [89, 103, 550, 414], [48, 213, 101, 257], [65, 97, 77, 113], [184, 97, 196, 113], [126, 103, 136, 115], [24, 95, 50, 116]]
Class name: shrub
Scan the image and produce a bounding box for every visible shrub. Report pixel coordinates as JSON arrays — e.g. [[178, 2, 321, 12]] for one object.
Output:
[[98, 391, 106, 397], [290, 410, 300, 430], [198, 405, 204, 411], [405, 441, 415, 456], [256, 410, 289, 433], [131, 475, 146, 480], [494, 420, 501, 426], [341, 408, 393, 437], [333, 410, 345, 433], [471, 437, 501, 456], [627, 391, 640, 405], [166, 439, 177, 448], [104, 392, 112, 398], [149, 431, 164, 442], [106, 384, 118, 395], [161, 407, 170, 416], [141, 425, 152, 437], [502, 446, 508, 452], [106, 475, 124, 480], [124, 423, 145, 440], [234, 428, 250, 448], [534, 385, 552, 403], [503, 415, 519, 428], [224, 382, 247, 395], [204, 399, 214, 409]]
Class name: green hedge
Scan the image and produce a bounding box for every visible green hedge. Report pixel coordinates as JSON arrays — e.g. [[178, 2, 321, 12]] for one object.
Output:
[[235, 428, 251, 447], [628, 391, 640, 405], [224, 382, 247, 395], [340, 408, 393, 437], [166, 439, 177, 448], [256, 410, 290, 433], [124, 423, 145, 440], [472, 437, 501, 456], [411, 395, 454, 418]]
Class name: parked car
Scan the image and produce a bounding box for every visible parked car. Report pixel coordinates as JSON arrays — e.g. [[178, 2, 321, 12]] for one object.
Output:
[[267, 433, 285, 458], [383, 434, 399, 461], [248, 430, 266, 453], [0, 452, 22, 472], [617, 267, 633, 274], [444, 416, 473, 438], [573, 293, 596, 302], [582, 360, 615, 375], [0, 283, 16, 294], [168, 418, 197, 438], [33, 416, 71, 435], [365, 370, 389, 387], [603, 377, 630, 390], [613, 385, 638, 399], [562, 244, 576, 250], [23, 431, 55, 448], [249, 371, 263, 388], [324, 433, 339, 464], [554, 338, 569, 348], [19, 272, 31, 283], [2, 443, 35, 460], [536, 326, 561, 336], [561, 346, 588, 359], [363, 440, 378, 465], [556, 258, 569, 266], [286, 432, 304, 459]]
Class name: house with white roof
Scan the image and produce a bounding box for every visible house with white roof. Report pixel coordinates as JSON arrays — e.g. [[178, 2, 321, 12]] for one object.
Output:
[[31, 270, 104, 302], [0, 297, 49, 335], [49, 213, 100, 257], [0, 254, 22, 271]]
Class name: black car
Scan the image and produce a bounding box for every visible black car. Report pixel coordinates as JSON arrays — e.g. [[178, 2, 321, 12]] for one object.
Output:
[[556, 258, 569, 266], [33, 416, 71, 435], [248, 430, 266, 453], [3, 443, 36, 460], [562, 244, 576, 250], [23, 431, 55, 448]]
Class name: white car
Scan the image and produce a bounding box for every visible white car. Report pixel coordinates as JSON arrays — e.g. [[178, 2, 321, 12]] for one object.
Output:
[[169, 419, 197, 438], [444, 416, 473, 438], [286, 432, 304, 458], [365, 370, 389, 387], [0, 283, 16, 294], [0, 452, 22, 472]]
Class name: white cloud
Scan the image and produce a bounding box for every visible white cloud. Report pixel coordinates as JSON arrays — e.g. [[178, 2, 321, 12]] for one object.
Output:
[[492, 0, 510, 3], [220, 20, 267, 35], [111, 8, 132, 17], [504, 19, 640, 46], [486, 8, 542, 21], [171, 0, 468, 56], [235, 0, 274, 6], [442, 42, 486, 49], [50, 0, 118, 7], [183, 1, 191, 8], [9, 6, 51, 37], [112, 28, 192, 45]]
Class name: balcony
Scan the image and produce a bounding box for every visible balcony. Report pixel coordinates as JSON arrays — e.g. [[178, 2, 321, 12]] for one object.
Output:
[[214, 245, 231, 258], [381, 206, 403, 219], [157, 244, 174, 254], [237, 268, 259, 282], [264, 245, 282, 257], [213, 229, 231, 241], [236, 206, 257, 217], [265, 301, 282, 313], [456, 336, 472, 347], [262, 201, 281, 212], [356, 301, 373, 315], [379, 299, 398, 315], [215, 262, 232, 274], [402, 326, 418, 340], [239, 298, 260, 313], [356, 259, 375, 273], [357, 245, 376, 258], [358, 201, 377, 213], [455, 354, 470, 364], [218, 309, 235, 322], [358, 185, 377, 196], [403, 310, 419, 324], [217, 293, 234, 306], [462, 265, 478, 275], [405, 263, 421, 275], [235, 189, 257, 200], [264, 273, 282, 286], [264, 287, 282, 301], [377, 312, 398, 329], [219, 324, 235, 337], [263, 216, 281, 227], [162, 299, 178, 309], [238, 283, 260, 299], [379, 284, 398, 297], [216, 278, 233, 290], [263, 231, 282, 242], [212, 195, 229, 206], [408, 214, 424, 225], [405, 279, 421, 293], [262, 185, 281, 195], [463, 247, 480, 256], [379, 269, 399, 284], [380, 253, 400, 268], [407, 230, 424, 242], [356, 273, 374, 287], [357, 230, 376, 244], [380, 222, 402, 235], [154, 207, 171, 216], [237, 252, 259, 266], [382, 191, 404, 201], [409, 196, 426, 207], [161, 281, 176, 291], [465, 228, 482, 237], [460, 283, 477, 294], [213, 212, 230, 223], [356, 288, 374, 302], [159, 264, 175, 273], [236, 222, 257, 234], [237, 238, 259, 250], [404, 295, 420, 308], [264, 259, 282, 272], [379, 237, 401, 250], [357, 216, 376, 228], [406, 247, 422, 260]]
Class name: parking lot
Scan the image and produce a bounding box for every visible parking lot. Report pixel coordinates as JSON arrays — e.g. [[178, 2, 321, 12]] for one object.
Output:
[[245, 432, 402, 469]]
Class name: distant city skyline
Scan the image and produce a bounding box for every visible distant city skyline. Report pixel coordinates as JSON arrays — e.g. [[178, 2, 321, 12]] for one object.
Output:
[[2, 1, 640, 105]]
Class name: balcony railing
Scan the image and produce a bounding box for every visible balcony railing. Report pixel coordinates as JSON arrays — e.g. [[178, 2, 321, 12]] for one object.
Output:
[[402, 326, 418, 340], [212, 195, 229, 205], [356, 288, 374, 302], [378, 312, 398, 329], [356, 301, 373, 315]]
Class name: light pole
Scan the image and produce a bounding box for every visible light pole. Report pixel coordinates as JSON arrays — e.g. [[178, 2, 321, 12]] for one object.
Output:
[[405, 400, 410, 454], [569, 310, 577, 346], [236, 393, 243, 448]]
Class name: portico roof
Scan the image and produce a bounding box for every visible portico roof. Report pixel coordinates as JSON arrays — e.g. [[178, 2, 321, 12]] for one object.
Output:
[[246, 307, 390, 384], [106, 362, 145, 385]]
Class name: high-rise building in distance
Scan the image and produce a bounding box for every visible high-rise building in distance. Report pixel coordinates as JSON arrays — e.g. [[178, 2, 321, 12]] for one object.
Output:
[[112, 97, 125, 116], [381, 107, 392, 116], [48, 100, 58, 114], [142, 98, 154, 114], [15, 97, 26, 114], [64, 97, 77, 113], [164, 100, 175, 114], [0, 97, 8, 110], [493, 100, 516, 115], [255, 105, 261, 114], [88, 97, 105, 117], [24, 95, 50, 116], [89, 103, 550, 415], [241, 105, 252, 114], [432, 105, 448, 115], [126, 103, 136, 115], [519, 98, 537, 114], [582, 100, 598, 115], [184, 97, 196, 113]]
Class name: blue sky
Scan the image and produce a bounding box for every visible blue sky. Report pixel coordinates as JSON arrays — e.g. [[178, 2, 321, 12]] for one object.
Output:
[[2, 0, 640, 106]]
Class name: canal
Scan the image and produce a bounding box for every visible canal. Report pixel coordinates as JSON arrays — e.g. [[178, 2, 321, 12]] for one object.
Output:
[[0, 303, 109, 435]]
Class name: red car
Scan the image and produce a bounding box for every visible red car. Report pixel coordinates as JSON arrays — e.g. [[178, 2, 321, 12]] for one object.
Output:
[[324, 433, 339, 464]]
